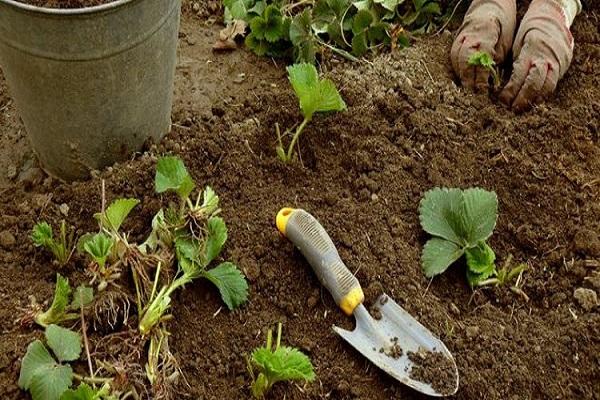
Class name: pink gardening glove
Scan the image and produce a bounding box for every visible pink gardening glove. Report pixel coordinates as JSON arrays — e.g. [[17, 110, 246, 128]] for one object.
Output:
[[499, 0, 576, 112], [451, 0, 517, 89]]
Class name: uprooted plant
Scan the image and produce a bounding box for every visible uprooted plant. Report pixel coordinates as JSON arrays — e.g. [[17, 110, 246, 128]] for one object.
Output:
[[276, 63, 346, 162], [133, 156, 249, 391], [19, 273, 93, 328], [31, 220, 75, 267], [247, 322, 315, 398]]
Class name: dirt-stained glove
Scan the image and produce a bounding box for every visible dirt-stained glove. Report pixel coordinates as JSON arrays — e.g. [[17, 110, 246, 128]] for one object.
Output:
[[451, 0, 517, 89], [499, 0, 581, 112]]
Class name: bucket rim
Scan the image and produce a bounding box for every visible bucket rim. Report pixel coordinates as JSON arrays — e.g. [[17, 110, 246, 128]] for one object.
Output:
[[0, 0, 137, 15]]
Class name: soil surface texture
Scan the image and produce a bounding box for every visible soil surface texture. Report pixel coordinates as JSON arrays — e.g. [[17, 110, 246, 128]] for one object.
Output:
[[1, 2, 599, 400]]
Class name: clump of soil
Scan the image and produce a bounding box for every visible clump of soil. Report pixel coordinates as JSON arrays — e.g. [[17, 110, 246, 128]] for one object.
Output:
[[408, 348, 457, 396], [16, 0, 115, 8], [381, 336, 403, 359]]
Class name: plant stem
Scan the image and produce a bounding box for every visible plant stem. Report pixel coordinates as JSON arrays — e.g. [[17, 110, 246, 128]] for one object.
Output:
[[286, 117, 311, 161], [80, 294, 94, 379], [276, 322, 282, 350], [149, 262, 163, 303], [266, 328, 273, 351], [72, 373, 112, 384]]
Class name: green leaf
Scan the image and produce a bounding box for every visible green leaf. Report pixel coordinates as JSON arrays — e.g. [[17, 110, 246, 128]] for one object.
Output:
[[352, 9, 373, 34], [290, 10, 317, 64], [252, 346, 315, 383], [95, 198, 140, 232], [202, 186, 220, 214], [465, 242, 496, 274], [76, 233, 95, 254], [155, 156, 196, 200], [245, 33, 270, 56], [71, 286, 94, 309], [223, 0, 255, 21], [351, 32, 368, 56], [421, 238, 464, 277], [60, 383, 97, 400], [45, 325, 82, 363], [251, 372, 269, 398], [35, 274, 74, 328], [19, 340, 73, 400], [205, 217, 228, 265], [419, 188, 467, 245], [175, 234, 202, 276], [466, 262, 496, 287], [19, 340, 56, 389], [462, 188, 498, 245], [139, 209, 168, 253], [374, 0, 403, 11], [286, 63, 347, 120], [32, 222, 54, 247], [204, 262, 248, 310], [83, 233, 113, 269], [29, 363, 73, 400]]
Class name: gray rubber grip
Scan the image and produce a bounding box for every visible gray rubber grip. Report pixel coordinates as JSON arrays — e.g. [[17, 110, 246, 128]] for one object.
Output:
[[286, 209, 362, 306]]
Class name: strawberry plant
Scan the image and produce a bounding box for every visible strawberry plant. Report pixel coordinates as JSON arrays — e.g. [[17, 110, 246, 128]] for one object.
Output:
[[138, 156, 248, 335], [248, 323, 315, 398], [419, 187, 499, 287], [222, 0, 448, 63], [467, 51, 500, 87], [32, 221, 74, 267], [276, 63, 346, 162]]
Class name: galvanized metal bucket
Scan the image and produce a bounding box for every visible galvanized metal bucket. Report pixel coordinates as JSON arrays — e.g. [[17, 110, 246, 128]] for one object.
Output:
[[0, 0, 181, 181]]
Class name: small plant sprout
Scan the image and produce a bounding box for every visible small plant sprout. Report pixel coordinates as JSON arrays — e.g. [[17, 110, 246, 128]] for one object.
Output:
[[82, 233, 116, 291], [24, 274, 93, 328], [419, 187, 499, 287], [276, 63, 346, 162], [138, 156, 248, 335], [79, 197, 142, 292], [248, 322, 315, 399], [467, 51, 500, 88], [31, 221, 74, 266]]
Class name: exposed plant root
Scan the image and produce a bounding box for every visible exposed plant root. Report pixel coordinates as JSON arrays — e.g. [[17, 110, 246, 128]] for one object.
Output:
[[92, 330, 150, 398], [93, 289, 132, 332]]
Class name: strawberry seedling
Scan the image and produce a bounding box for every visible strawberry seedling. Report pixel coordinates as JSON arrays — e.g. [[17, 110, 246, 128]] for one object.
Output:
[[276, 63, 346, 162], [248, 323, 315, 398], [419, 187, 499, 287], [23, 273, 93, 328], [32, 221, 74, 267], [467, 51, 500, 88]]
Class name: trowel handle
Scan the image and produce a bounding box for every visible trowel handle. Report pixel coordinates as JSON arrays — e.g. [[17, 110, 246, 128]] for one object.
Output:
[[276, 208, 364, 316]]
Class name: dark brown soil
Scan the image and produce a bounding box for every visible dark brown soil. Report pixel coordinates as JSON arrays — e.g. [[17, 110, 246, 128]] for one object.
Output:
[[408, 348, 457, 396], [16, 0, 115, 8], [1, 4, 600, 400]]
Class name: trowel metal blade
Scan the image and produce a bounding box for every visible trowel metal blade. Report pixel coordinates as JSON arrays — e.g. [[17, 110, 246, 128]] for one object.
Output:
[[332, 294, 459, 397]]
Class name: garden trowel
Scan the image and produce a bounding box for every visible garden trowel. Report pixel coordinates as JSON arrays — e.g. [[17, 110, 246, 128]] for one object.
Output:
[[276, 208, 459, 397]]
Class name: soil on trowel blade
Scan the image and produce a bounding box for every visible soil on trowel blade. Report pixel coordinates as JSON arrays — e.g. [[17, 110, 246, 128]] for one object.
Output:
[[408, 348, 457, 396]]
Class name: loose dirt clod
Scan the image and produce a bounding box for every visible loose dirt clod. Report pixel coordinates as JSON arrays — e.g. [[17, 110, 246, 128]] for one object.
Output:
[[407, 348, 456, 396], [573, 288, 598, 311]]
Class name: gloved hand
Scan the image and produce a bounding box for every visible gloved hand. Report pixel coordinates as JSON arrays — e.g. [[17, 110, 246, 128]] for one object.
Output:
[[451, 0, 517, 89], [499, 0, 578, 112]]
